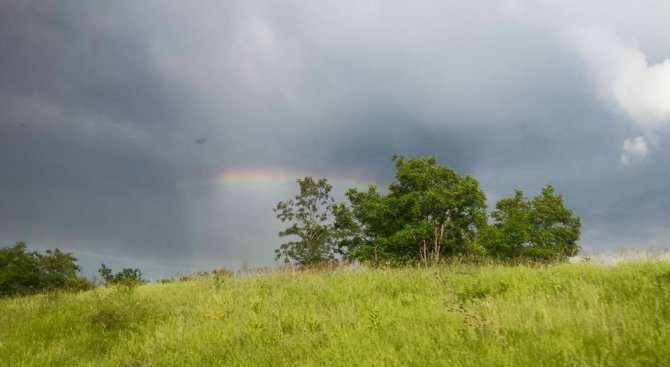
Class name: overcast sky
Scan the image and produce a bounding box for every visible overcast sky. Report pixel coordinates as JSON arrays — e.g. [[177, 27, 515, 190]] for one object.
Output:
[[2, 1, 670, 278]]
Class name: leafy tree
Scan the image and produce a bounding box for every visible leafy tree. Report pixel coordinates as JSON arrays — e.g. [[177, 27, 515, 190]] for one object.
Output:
[[336, 155, 488, 264], [98, 264, 146, 285], [528, 186, 581, 258], [486, 186, 581, 260], [274, 177, 337, 265], [334, 185, 396, 263], [98, 263, 114, 283], [484, 189, 533, 257], [0, 242, 41, 296], [36, 248, 89, 290], [0, 242, 92, 297]]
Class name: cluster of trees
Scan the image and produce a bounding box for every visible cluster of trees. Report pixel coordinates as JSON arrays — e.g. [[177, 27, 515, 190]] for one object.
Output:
[[274, 155, 581, 265], [0, 242, 146, 297], [0, 242, 92, 297]]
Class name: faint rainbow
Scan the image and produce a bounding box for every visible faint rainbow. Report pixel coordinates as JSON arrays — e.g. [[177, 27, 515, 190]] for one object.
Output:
[[216, 168, 374, 190]]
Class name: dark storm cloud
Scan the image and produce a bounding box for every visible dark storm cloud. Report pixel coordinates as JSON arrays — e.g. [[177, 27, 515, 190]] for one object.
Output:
[[0, 95, 190, 263], [2, 0, 670, 277]]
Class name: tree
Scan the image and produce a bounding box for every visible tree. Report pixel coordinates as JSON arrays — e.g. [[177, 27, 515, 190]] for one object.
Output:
[[98, 264, 146, 285], [484, 189, 533, 258], [336, 155, 488, 264], [529, 186, 581, 258], [486, 186, 581, 260], [389, 155, 488, 261], [36, 248, 88, 290], [0, 242, 41, 296], [98, 263, 114, 283], [274, 177, 337, 265], [0, 242, 92, 297]]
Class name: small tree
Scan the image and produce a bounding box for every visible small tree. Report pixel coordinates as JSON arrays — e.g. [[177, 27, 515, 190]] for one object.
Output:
[[0, 242, 41, 296], [486, 186, 581, 260], [37, 248, 88, 290], [98, 264, 146, 285], [485, 189, 533, 258], [274, 177, 336, 265], [529, 186, 581, 259], [98, 263, 114, 283]]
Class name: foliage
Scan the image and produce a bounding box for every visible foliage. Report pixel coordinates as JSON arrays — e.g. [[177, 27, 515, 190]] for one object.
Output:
[[98, 264, 146, 286], [0, 242, 92, 297], [276, 155, 582, 264], [1, 262, 669, 366], [273, 156, 582, 265], [485, 186, 581, 260], [335, 155, 488, 263], [274, 177, 337, 265]]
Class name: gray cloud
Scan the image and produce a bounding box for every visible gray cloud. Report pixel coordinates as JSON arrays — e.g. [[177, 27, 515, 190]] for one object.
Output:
[[2, 0, 670, 278], [568, 26, 670, 165]]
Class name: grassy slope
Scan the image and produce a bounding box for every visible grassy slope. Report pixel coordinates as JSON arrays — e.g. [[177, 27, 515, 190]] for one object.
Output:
[[1, 262, 669, 366]]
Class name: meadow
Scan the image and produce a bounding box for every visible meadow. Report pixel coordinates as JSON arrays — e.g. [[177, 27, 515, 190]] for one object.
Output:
[[1, 261, 669, 366]]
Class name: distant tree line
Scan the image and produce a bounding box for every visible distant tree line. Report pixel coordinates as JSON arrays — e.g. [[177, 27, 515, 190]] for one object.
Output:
[[0, 242, 146, 297], [274, 155, 581, 265]]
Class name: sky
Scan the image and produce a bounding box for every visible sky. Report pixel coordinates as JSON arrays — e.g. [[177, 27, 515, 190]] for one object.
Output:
[[1, 0, 670, 279]]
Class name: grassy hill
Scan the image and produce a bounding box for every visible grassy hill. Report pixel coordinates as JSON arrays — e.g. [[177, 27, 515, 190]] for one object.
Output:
[[1, 262, 669, 366]]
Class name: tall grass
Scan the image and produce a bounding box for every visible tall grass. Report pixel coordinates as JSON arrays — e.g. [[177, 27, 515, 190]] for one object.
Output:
[[1, 262, 669, 366]]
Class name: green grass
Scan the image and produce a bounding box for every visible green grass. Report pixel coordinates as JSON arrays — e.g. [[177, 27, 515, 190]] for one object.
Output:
[[1, 262, 669, 366]]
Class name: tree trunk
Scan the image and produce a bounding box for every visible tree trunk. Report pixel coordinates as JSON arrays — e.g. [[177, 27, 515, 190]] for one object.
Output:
[[422, 239, 428, 266], [433, 223, 445, 263]]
